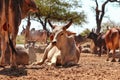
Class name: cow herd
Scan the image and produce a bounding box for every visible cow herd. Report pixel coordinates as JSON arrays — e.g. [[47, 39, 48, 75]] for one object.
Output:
[[0, 0, 120, 69], [21, 16, 48, 48], [87, 27, 120, 62], [32, 19, 81, 67]]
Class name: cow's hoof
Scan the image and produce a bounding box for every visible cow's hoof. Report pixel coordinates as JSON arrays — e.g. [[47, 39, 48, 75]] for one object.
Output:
[[63, 62, 76, 67], [31, 62, 37, 65], [47, 63, 56, 67], [32, 62, 43, 65], [106, 58, 109, 61], [111, 59, 116, 62], [0, 63, 7, 68], [0, 65, 5, 68]]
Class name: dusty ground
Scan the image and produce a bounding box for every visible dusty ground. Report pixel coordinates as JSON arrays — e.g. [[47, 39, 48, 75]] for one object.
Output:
[[0, 53, 120, 80]]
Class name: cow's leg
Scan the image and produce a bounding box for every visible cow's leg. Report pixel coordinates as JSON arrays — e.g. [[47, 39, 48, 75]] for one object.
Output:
[[118, 40, 120, 62], [48, 52, 61, 66], [10, 50, 17, 68], [0, 37, 7, 67], [106, 48, 110, 61], [24, 39, 26, 48], [61, 56, 66, 66], [98, 47, 102, 57], [111, 49, 116, 62], [10, 41, 17, 68], [32, 43, 53, 65], [75, 47, 81, 63], [101, 46, 104, 56], [24, 40, 28, 48], [32, 41, 36, 48]]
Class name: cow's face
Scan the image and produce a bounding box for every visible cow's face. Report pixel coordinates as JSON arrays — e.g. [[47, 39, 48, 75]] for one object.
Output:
[[50, 27, 65, 46], [87, 32, 98, 40], [50, 28, 76, 49], [48, 20, 73, 48], [87, 32, 95, 39]]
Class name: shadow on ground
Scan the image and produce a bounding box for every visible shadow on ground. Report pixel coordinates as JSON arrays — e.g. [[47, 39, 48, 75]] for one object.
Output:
[[0, 67, 27, 77]]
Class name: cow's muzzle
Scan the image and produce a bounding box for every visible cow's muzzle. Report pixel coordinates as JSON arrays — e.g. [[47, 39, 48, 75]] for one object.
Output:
[[52, 41, 57, 45]]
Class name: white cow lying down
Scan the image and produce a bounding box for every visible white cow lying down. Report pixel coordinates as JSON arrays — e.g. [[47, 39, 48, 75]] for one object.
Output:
[[33, 19, 81, 67]]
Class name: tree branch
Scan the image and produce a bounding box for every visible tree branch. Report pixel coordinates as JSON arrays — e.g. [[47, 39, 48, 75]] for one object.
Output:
[[99, 0, 109, 23], [108, 0, 120, 2], [95, 0, 100, 27]]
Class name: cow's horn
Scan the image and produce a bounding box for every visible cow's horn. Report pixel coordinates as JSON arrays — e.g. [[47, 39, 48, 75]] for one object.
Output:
[[48, 19, 55, 29], [63, 19, 73, 30]]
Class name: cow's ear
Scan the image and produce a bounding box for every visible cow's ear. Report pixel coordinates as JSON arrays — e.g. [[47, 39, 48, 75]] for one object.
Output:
[[66, 31, 76, 36], [63, 19, 73, 30], [25, 0, 31, 5]]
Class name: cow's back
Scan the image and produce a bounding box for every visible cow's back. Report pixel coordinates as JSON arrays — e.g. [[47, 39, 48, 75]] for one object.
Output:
[[29, 30, 47, 43], [105, 28, 120, 49]]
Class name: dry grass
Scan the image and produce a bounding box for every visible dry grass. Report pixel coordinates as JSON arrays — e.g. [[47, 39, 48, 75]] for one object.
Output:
[[16, 35, 25, 44]]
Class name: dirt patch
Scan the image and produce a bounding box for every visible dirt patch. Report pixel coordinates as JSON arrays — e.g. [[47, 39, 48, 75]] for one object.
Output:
[[0, 53, 120, 80]]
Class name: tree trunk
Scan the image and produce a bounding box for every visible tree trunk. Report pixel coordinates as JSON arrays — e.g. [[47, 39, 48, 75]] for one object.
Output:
[[96, 24, 101, 33], [95, 0, 109, 34]]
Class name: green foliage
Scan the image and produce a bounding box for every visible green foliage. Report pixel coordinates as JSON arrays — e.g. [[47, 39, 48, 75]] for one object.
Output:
[[80, 28, 91, 36], [34, 0, 86, 25]]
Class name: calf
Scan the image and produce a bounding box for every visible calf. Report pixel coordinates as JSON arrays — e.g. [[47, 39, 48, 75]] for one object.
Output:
[[33, 19, 80, 67]]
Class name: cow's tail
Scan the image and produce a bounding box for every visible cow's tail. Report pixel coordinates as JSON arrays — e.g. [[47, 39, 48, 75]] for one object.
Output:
[[8, 30, 17, 55], [4, 0, 17, 55]]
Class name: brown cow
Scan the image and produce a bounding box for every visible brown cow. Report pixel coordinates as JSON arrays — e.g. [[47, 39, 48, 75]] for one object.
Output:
[[21, 20, 48, 48], [104, 27, 120, 62], [0, 0, 37, 68], [5, 46, 29, 66], [33, 19, 80, 67]]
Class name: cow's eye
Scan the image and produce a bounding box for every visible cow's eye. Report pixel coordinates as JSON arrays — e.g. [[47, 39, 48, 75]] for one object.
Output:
[[60, 33, 64, 36]]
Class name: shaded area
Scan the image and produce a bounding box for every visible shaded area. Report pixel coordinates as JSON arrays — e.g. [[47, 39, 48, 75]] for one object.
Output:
[[0, 47, 120, 79], [0, 67, 27, 77]]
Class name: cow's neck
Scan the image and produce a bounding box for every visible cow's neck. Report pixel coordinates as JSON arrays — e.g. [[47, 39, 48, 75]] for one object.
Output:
[[21, 8, 30, 19], [92, 35, 98, 46], [20, 0, 30, 19], [60, 37, 75, 54], [24, 25, 30, 37], [59, 37, 76, 63]]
